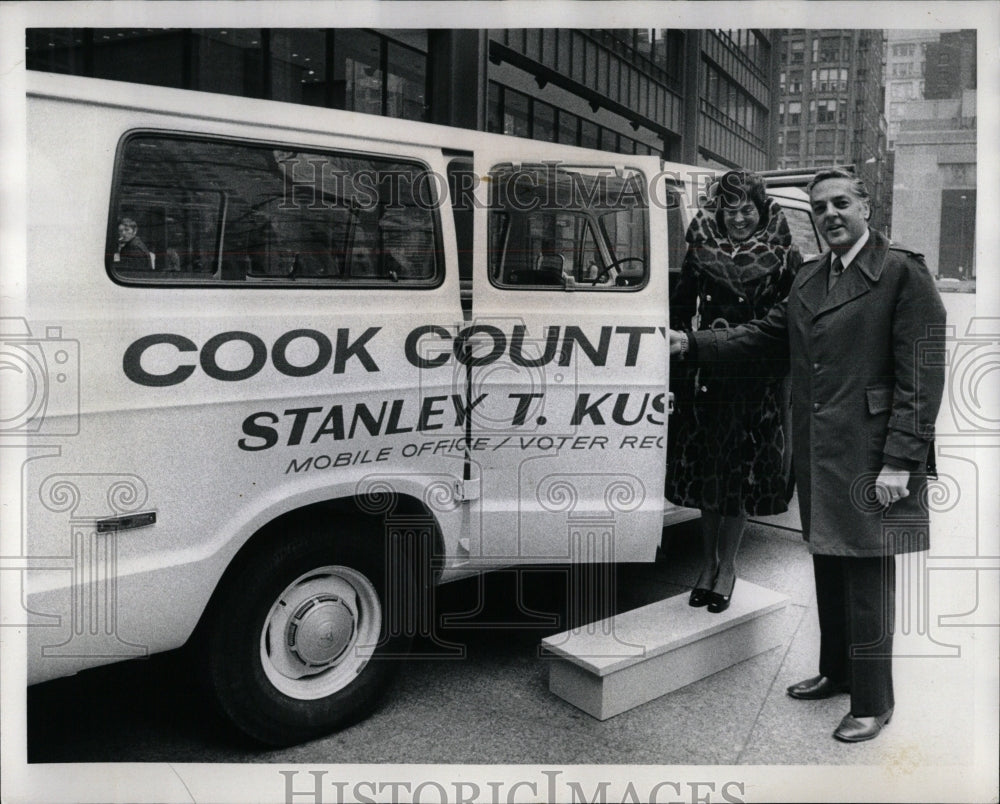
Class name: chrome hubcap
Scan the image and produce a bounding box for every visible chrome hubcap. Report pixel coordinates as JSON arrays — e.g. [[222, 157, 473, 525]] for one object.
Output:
[[286, 594, 355, 666], [260, 565, 382, 700]]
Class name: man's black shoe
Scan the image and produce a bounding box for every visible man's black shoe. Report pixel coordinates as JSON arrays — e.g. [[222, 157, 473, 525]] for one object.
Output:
[[833, 708, 893, 742], [786, 675, 850, 700]]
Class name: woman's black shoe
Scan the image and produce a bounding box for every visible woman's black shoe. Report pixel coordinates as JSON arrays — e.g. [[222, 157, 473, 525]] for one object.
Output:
[[688, 587, 711, 607], [707, 577, 736, 613]]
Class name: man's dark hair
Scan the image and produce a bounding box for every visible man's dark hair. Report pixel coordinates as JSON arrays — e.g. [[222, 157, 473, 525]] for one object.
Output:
[[807, 167, 870, 201]]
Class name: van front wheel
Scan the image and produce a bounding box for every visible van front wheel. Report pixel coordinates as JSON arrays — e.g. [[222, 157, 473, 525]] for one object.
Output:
[[204, 527, 411, 746]]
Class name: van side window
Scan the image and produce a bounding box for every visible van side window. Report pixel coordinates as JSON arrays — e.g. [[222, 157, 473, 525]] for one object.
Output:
[[108, 134, 442, 287], [781, 206, 822, 260], [488, 164, 648, 291]]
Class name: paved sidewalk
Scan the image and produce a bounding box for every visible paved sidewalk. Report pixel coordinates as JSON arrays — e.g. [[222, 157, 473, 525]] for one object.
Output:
[[304, 517, 974, 768], [26, 513, 987, 773]]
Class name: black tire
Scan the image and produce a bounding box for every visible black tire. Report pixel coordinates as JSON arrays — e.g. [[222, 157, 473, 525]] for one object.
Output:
[[203, 521, 414, 746]]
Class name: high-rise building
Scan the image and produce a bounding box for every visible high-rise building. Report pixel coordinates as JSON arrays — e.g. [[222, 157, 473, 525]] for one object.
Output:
[[924, 29, 977, 100], [487, 29, 781, 170], [775, 30, 889, 232], [884, 29, 945, 147], [25, 28, 782, 171], [891, 29, 976, 282]]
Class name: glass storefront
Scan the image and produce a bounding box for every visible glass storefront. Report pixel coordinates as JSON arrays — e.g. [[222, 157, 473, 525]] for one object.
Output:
[[27, 26, 773, 167], [27, 28, 428, 122]]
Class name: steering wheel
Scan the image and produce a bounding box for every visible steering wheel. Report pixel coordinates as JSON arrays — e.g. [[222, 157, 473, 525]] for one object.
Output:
[[591, 257, 645, 286]]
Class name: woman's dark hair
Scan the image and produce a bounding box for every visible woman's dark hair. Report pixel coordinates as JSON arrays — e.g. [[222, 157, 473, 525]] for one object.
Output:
[[713, 170, 768, 235]]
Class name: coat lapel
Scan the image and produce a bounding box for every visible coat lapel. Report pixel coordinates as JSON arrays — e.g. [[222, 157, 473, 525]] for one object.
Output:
[[795, 253, 830, 318], [814, 229, 889, 319]]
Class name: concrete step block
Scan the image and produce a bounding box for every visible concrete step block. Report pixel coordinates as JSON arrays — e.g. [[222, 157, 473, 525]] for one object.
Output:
[[541, 579, 790, 720], [662, 501, 701, 528]]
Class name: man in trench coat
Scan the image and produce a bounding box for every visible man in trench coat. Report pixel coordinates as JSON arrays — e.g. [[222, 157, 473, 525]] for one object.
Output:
[[670, 167, 946, 742]]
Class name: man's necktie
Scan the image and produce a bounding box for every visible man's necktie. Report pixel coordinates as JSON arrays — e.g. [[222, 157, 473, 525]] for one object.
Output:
[[829, 254, 845, 291]]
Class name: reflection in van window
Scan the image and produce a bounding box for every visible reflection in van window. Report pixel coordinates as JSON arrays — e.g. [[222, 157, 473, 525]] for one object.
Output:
[[782, 206, 822, 261], [488, 165, 648, 291], [109, 135, 442, 286]]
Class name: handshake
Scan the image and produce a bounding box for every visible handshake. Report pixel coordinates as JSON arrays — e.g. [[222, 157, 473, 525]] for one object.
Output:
[[669, 330, 689, 357]]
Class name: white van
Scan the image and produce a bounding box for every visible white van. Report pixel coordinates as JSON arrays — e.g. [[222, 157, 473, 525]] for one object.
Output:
[[13, 71, 819, 745]]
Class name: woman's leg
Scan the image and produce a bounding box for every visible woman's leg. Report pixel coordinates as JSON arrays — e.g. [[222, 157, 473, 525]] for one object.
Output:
[[695, 509, 721, 589], [712, 512, 747, 594]]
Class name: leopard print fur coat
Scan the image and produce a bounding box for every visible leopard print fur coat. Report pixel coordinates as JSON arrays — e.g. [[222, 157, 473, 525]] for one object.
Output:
[[666, 197, 801, 516]]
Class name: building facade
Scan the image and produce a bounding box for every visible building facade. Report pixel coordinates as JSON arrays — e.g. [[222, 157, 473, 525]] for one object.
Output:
[[891, 28, 977, 282], [884, 29, 945, 147], [924, 29, 977, 101], [775, 30, 889, 232], [26, 27, 782, 171]]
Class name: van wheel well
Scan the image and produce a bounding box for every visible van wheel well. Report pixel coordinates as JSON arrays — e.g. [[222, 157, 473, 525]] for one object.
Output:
[[189, 493, 443, 745], [189, 494, 443, 655]]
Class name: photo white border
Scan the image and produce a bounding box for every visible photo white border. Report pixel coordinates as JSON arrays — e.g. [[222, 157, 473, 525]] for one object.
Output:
[[2, 2, 997, 802]]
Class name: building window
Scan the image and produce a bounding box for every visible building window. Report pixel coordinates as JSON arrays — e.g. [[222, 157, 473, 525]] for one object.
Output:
[[487, 84, 645, 155], [503, 88, 530, 138], [28, 28, 431, 121], [487, 81, 502, 134], [335, 30, 428, 121], [83, 29, 189, 89], [819, 37, 841, 62], [195, 29, 265, 98], [656, 29, 685, 81], [635, 29, 653, 62], [815, 128, 836, 153], [815, 99, 838, 123], [790, 40, 804, 63], [787, 101, 801, 125], [26, 29, 92, 76], [271, 30, 327, 107], [813, 67, 847, 92], [705, 62, 719, 106], [534, 101, 556, 143], [339, 30, 383, 116], [386, 40, 427, 121], [558, 110, 578, 145], [579, 119, 600, 149], [785, 129, 801, 151]]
